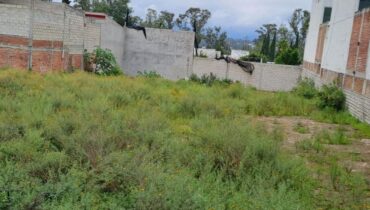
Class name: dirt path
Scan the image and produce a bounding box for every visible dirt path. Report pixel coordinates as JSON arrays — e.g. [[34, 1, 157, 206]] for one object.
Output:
[[255, 116, 370, 180]]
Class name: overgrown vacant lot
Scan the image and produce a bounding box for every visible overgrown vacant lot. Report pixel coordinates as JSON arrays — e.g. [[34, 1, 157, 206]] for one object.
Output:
[[0, 70, 369, 209]]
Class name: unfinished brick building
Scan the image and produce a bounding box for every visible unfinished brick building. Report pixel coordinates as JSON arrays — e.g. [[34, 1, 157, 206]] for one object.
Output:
[[303, 0, 370, 123], [0, 0, 85, 72], [0, 0, 195, 77]]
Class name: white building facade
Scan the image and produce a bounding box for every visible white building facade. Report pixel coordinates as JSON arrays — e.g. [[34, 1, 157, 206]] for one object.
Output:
[[303, 0, 370, 123]]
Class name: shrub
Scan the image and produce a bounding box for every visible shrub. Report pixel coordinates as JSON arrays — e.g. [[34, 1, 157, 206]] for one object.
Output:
[[84, 48, 121, 76], [275, 47, 301, 65], [294, 78, 317, 99], [317, 84, 346, 111], [239, 52, 267, 63]]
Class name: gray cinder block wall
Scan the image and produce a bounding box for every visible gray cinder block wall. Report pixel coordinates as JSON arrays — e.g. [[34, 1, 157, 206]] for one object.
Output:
[[192, 58, 301, 91], [122, 28, 195, 80], [84, 14, 195, 80]]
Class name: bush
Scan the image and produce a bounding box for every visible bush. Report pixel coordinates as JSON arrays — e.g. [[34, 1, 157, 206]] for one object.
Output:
[[84, 48, 121, 76], [317, 84, 346, 111], [239, 53, 267, 63], [275, 47, 301, 65], [189, 73, 233, 86], [293, 78, 318, 99]]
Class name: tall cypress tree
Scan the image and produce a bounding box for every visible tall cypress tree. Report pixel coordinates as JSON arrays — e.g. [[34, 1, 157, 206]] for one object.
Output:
[[261, 32, 270, 58], [269, 31, 277, 61]]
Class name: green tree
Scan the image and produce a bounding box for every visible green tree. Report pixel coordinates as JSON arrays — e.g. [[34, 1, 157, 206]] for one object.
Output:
[[204, 26, 231, 55], [269, 31, 277, 61], [289, 9, 310, 49], [157, 11, 175, 29], [176, 8, 211, 56], [74, 0, 91, 11], [275, 47, 301, 65], [91, 0, 131, 26], [142, 9, 175, 29], [277, 24, 293, 46], [256, 24, 276, 61], [143, 8, 158, 28]]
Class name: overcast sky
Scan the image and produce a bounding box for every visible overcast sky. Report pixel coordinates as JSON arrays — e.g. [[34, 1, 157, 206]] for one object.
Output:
[[129, 0, 312, 39], [56, 0, 312, 39]]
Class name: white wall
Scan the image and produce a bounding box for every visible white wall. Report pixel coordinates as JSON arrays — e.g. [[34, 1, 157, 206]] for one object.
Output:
[[321, 0, 359, 73], [304, 0, 333, 63]]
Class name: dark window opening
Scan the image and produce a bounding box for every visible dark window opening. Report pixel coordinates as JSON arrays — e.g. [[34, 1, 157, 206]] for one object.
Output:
[[359, 0, 370, 10], [323, 7, 332, 23]]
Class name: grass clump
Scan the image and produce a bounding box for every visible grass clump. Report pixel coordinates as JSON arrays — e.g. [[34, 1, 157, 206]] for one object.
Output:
[[293, 78, 317, 99], [189, 73, 233, 86], [0, 69, 368, 209], [293, 122, 310, 134], [315, 129, 351, 145]]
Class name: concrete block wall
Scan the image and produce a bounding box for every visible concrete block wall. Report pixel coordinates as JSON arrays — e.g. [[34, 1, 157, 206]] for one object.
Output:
[[84, 20, 101, 53], [193, 58, 301, 91], [83, 14, 194, 79], [122, 28, 194, 80], [0, 4, 30, 37], [253, 63, 301, 91], [192, 58, 228, 78], [100, 18, 125, 68]]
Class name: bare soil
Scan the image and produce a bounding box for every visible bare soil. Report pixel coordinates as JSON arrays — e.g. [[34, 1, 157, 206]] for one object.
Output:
[[255, 116, 370, 181]]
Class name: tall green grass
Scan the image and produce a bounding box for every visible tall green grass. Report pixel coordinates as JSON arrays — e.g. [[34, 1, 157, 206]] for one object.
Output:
[[0, 70, 368, 209]]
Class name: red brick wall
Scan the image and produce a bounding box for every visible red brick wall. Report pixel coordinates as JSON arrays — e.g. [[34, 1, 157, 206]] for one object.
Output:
[[343, 75, 353, 90], [303, 61, 321, 74], [315, 24, 328, 63], [304, 60, 369, 95], [347, 10, 370, 73], [365, 81, 370, 97], [354, 77, 365, 94], [0, 34, 83, 72]]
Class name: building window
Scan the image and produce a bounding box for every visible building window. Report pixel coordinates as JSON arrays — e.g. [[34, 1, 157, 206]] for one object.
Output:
[[323, 7, 332, 23], [359, 0, 370, 10]]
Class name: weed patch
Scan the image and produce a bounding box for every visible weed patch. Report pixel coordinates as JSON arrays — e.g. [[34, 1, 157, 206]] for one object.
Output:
[[0, 69, 368, 209]]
